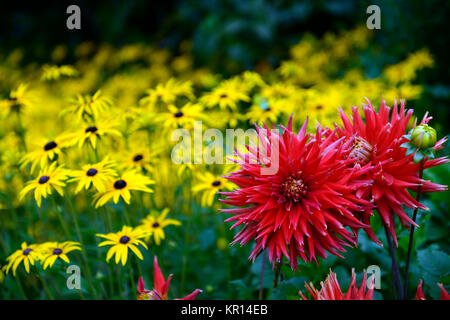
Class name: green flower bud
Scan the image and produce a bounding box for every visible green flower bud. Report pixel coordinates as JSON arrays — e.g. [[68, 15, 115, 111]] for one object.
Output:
[[411, 124, 437, 149]]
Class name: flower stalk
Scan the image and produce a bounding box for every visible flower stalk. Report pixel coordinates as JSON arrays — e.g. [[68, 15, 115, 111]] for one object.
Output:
[[273, 261, 282, 289], [384, 224, 403, 300], [403, 159, 424, 299], [258, 249, 267, 300]]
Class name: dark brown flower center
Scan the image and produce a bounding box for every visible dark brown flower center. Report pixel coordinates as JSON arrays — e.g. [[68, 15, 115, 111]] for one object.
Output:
[[85, 126, 98, 133], [39, 175, 50, 184], [281, 175, 308, 202], [174, 111, 183, 118], [152, 222, 160, 228], [86, 168, 98, 176], [53, 248, 63, 255], [212, 180, 221, 187], [133, 154, 144, 162], [23, 248, 32, 255], [114, 179, 127, 189], [349, 136, 372, 164], [120, 236, 130, 244], [220, 94, 228, 99], [44, 141, 57, 151]]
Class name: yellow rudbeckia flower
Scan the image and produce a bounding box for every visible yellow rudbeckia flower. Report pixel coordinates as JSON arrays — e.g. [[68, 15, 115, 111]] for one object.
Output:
[[96, 226, 150, 266], [19, 162, 70, 207], [4, 242, 42, 276], [68, 157, 117, 193], [20, 136, 70, 173], [40, 241, 82, 270], [93, 170, 154, 207]]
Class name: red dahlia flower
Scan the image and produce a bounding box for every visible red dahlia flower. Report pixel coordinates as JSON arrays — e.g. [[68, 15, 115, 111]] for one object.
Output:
[[333, 99, 448, 245], [299, 269, 375, 300], [137, 256, 202, 300], [415, 280, 449, 300], [221, 118, 372, 269]]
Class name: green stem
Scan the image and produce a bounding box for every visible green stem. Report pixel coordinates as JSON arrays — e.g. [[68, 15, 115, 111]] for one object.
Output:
[[36, 271, 54, 300], [259, 250, 267, 300], [103, 206, 114, 232], [128, 262, 136, 299], [51, 197, 70, 239], [123, 202, 132, 226], [384, 224, 403, 300], [135, 255, 144, 278], [180, 177, 193, 294], [76, 289, 86, 300], [273, 261, 282, 289], [65, 194, 99, 299], [180, 213, 191, 294], [15, 275, 28, 299], [117, 265, 125, 299], [101, 207, 115, 297]]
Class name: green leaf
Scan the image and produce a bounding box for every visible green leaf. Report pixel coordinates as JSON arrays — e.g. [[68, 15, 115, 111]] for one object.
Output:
[[269, 276, 308, 300], [413, 151, 425, 163], [400, 141, 412, 148], [422, 147, 435, 159], [401, 141, 417, 156], [417, 245, 450, 299]]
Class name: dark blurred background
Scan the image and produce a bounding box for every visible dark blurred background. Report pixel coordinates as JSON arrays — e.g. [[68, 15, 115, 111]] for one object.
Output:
[[1, 0, 449, 121], [0, 1, 448, 73]]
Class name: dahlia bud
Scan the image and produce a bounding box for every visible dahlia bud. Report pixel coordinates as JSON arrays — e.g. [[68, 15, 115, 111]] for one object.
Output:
[[411, 124, 437, 149]]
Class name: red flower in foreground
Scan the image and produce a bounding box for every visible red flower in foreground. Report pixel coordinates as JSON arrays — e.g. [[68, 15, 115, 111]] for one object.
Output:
[[221, 118, 372, 269], [299, 269, 374, 300], [332, 99, 448, 245], [415, 280, 450, 300], [137, 256, 202, 300]]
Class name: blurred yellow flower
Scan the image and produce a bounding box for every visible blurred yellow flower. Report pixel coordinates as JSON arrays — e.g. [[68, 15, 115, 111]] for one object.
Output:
[[1, 83, 38, 116], [201, 79, 250, 111], [246, 95, 282, 125], [138, 208, 181, 245], [120, 146, 162, 173], [61, 119, 122, 149], [192, 170, 236, 207], [61, 90, 112, 121], [41, 65, 78, 81], [157, 103, 205, 129], [140, 79, 194, 109]]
